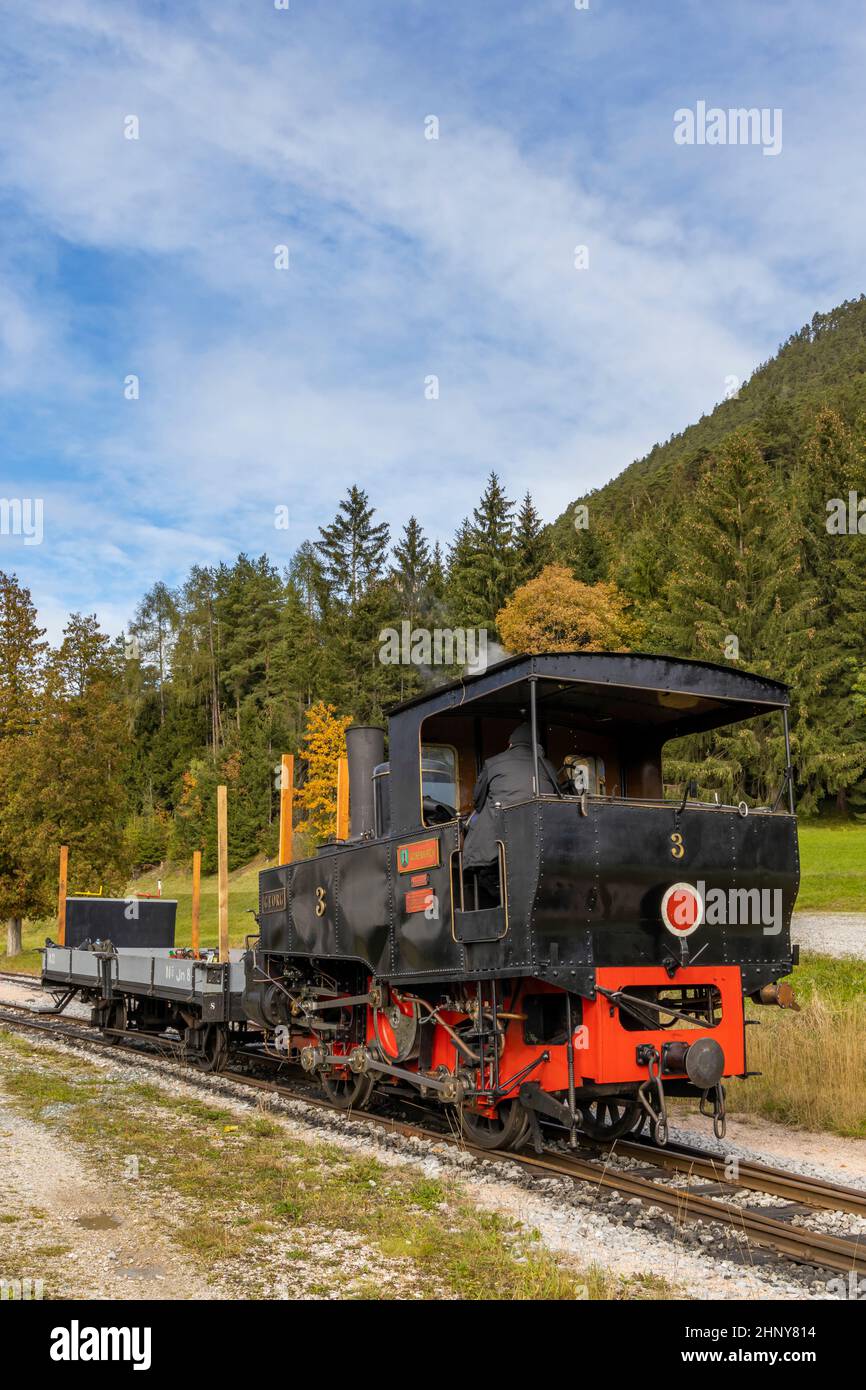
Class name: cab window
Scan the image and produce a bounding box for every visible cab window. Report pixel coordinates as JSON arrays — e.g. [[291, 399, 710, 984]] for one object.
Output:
[[422, 744, 458, 824]]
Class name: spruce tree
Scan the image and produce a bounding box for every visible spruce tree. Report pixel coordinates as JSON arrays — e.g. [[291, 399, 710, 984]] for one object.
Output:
[[173, 565, 224, 758], [446, 472, 515, 631], [659, 432, 823, 804], [316, 486, 390, 613], [218, 554, 284, 734], [792, 408, 866, 810], [513, 492, 549, 586], [428, 541, 446, 610], [390, 516, 432, 625]]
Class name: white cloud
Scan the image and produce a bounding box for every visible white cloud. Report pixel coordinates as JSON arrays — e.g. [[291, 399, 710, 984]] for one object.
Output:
[[1, 0, 865, 631]]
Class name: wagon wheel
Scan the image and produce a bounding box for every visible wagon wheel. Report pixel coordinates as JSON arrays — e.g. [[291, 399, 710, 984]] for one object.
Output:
[[102, 1000, 127, 1044], [193, 1023, 229, 1073], [459, 1099, 530, 1151], [578, 1097, 643, 1141], [321, 1070, 376, 1110]]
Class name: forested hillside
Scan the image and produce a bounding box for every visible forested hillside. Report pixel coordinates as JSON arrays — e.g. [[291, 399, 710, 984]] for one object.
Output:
[[549, 294, 866, 543], [1, 297, 865, 926]]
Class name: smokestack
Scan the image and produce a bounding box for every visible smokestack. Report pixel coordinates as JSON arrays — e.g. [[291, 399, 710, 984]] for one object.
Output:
[[346, 725, 385, 839]]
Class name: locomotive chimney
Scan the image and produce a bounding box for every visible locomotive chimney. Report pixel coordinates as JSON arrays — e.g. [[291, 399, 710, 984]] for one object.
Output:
[[346, 725, 385, 839]]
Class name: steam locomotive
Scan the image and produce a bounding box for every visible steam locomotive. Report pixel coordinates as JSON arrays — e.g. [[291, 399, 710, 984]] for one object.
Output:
[[243, 651, 800, 1149]]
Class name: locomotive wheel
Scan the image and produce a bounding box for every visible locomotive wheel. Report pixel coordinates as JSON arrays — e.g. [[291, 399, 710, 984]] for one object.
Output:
[[459, 1099, 530, 1151], [578, 1097, 643, 1141], [627, 1107, 647, 1137], [321, 1070, 376, 1110]]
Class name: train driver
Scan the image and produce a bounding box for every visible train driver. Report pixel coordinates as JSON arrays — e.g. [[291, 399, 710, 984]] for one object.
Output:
[[462, 722, 559, 901]]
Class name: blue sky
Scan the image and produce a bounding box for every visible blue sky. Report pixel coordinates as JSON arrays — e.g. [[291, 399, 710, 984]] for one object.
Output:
[[1, 0, 865, 640]]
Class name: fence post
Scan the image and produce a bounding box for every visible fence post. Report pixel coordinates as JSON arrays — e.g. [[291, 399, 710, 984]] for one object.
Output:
[[217, 787, 229, 964], [279, 753, 294, 864], [191, 849, 202, 956]]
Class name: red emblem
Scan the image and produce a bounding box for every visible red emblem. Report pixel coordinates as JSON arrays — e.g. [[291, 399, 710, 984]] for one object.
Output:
[[660, 882, 703, 936]]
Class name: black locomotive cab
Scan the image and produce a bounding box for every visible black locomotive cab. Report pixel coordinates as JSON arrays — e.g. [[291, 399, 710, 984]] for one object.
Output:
[[249, 652, 799, 1147], [379, 652, 798, 994]]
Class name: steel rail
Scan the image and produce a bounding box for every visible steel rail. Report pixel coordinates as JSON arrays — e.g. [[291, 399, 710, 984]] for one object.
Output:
[[605, 1134, 866, 1218]]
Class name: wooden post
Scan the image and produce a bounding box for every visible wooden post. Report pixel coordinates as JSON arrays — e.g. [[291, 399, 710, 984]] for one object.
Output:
[[191, 850, 202, 956], [279, 753, 294, 865], [217, 785, 229, 964], [57, 845, 69, 946], [336, 756, 349, 842]]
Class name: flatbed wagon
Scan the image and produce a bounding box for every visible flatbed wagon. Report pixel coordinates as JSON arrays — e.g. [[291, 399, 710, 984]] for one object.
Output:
[[42, 943, 246, 1070]]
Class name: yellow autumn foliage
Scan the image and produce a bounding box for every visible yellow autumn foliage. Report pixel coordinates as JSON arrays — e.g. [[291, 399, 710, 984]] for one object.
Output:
[[294, 701, 353, 843], [496, 565, 636, 653]]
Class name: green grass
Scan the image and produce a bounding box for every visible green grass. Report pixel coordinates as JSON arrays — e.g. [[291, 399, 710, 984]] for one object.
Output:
[[726, 952, 866, 1137], [796, 823, 866, 912], [787, 950, 866, 1005]]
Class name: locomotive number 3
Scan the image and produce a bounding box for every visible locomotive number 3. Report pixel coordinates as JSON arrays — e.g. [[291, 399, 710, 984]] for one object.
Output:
[[315, 886, 327, 917], [670, 832, 685, 860]]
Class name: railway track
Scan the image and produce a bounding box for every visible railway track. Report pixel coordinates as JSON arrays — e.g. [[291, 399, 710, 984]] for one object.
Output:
[[1, 998, 864, 1279]]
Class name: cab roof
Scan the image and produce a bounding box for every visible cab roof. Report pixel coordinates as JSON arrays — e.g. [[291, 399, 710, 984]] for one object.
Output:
[[386, 651, 788, 740]]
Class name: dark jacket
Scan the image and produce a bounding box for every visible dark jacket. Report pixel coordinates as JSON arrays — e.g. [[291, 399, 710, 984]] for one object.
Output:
[[462, 741, 559, 870]]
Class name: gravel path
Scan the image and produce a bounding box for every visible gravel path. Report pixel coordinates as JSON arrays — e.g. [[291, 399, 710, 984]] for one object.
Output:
[[0, 1097, 223, 1300], [791, 913, 866, 960]]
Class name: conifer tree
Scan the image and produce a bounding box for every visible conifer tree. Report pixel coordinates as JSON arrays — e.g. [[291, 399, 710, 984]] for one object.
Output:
[[446, 472, 515, 631], [316, 486, 390, 613], [428, 541, 446, 610], [218, 554, 284, 734], [513, 492, 549, 586], [390, 516, 432, 625], [172, 565, 224, 758], [792, 408, 866, 810], [659, 430, 860, 808]]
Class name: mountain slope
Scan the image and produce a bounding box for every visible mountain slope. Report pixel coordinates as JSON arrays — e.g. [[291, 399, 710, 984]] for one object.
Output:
[[551, 294, 866, 544]]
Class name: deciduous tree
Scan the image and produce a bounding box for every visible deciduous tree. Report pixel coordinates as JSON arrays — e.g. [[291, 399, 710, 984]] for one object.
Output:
[[496, 565, 634, 653], [294, 701, 353, 843]]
